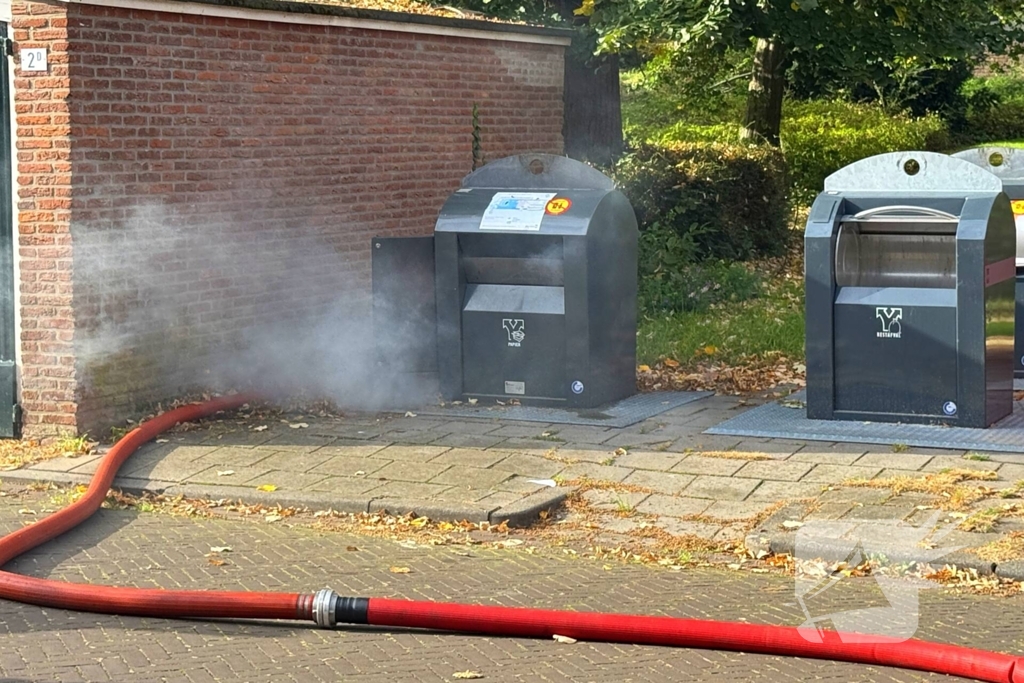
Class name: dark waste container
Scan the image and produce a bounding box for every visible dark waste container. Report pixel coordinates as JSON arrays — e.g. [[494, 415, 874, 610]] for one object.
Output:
[[953, 147, 1024, 378], [805, 151, 1015, 428], [433, 155, 638, 408]]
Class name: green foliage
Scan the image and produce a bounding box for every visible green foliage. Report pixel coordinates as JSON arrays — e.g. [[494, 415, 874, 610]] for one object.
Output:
[[637, 274, 804, 366], [966, 102, 1024, 145], [781, 100, 950, 202], [622, 86, 951, 202], [613, 142, 789, 261], [637, 223, 762, 315]]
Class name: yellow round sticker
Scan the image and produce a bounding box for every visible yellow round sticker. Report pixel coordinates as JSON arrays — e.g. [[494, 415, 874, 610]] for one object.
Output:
[[1013, 200, 1024, 217], [546, 197, 572, 215]]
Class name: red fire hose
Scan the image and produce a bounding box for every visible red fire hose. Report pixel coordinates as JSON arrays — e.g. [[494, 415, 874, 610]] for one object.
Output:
[[0, 395, 1021, 682]]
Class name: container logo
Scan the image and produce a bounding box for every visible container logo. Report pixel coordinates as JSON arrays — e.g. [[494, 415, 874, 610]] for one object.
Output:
[[875, 307, 903, 339], [943, 401, 957, 416], [545, 197, 572, 215], [571, 380, 585, 395], [502, 319, 525, 347]]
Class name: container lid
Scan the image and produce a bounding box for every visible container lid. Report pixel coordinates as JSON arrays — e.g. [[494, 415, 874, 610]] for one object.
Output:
[[952, 147, 1024, 182], [824, 151, 1003, 194], [461, 154, 615, 191]]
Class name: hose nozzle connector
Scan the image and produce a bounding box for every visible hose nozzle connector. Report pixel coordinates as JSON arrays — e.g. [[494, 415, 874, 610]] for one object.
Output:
[[312, 589, 370, 628]]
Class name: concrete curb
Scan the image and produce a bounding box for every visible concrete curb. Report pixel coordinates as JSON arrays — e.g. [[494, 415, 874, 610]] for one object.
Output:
[[747, 502, 1017, 581], [0, 468, 567, 526]]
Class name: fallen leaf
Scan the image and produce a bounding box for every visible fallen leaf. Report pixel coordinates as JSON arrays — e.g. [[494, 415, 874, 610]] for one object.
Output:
[[265, 514, 283, 523], [155, 439, 169, 444], [208, 558, 228, 567], [638, 364, 651, 372], [18, 509, 35, 515], [288, 423, 309, 429], [354, 470, 366, 476], [405, 411, 418, 418], [782, 520, 804, 529], [452, 672, 483, 680], [217, 470, 235, 477], [662, 358, 680, 368], [389, 566, 412, 574], [346, 546, 359, 552], [256, 484, 278, 492], [727, 563, 742, 570], [527, 479, 557, 488], [210, 546, 232, 553], [468, 398, 478, 405], [614, 447, 627, 456], [253, 425, 268, 432], [552, 634, 577, 644]]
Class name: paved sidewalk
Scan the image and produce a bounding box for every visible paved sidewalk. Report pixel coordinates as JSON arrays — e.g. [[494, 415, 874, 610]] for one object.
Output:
[[7, 393, 1024, 569], [2, 488, 1023, 683]]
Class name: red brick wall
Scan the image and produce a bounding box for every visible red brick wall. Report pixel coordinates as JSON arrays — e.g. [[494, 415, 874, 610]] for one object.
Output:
[[12, 1, 76, 436], [13, 1, 564, 436]]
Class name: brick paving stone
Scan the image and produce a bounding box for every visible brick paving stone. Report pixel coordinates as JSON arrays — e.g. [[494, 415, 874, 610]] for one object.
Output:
[[118, 456, 213, 482], [842, 504, 917, 522], [311, 441, 391, 458], [558, 462, 634, 483], [671, 455, 750, 477], [489, 438, 561, 453], [790, 448, 868, 465], [433, 420, 503, 435], [307, 476, 385, 497], [622, 470, 695, 495], [704, 500, 771, 521], [430, 467, 513, 490], [542, 426, 614, 444], [430, 448, 511, 469], [603, 432, 675, 449], [369, 445, 451, 462], [490, 454, 563, 478], [239, 470, 329, 490], [488, 424, 556, 438], [614, 451, 685, 471], [816, 488, 892, 506], [735, 461, 815, 482], [854, 453, 933, 470], [368, 480, 452, 500], [922, 457, 1000, 473], [876, 468, 931, 480], [372, 461, 452, 483], [552, 448, 623, 463], [996, 463, 1024, 482], [803, 502, 856, 521], [746, 480, 824, 501], [379, 429, 450, 445], [259, 434, 337, 453], [428, 433, 508, 449], [683, 476, 761, 501], [655, 518, 723, 540], [636, 494, 712, 518], [310, 455, 390, 477], [192, 446, 279, 468], [494, 476, 551, 495], [730, 440, 802, 458], [190, 465, 274, 485], [582, 489, 650, 512], [801, 464, 884, 484], [248, 451, 333, 473], [26, 454, 102, 473]]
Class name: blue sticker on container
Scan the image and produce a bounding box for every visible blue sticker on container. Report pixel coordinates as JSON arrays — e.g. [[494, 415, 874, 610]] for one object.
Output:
[[942, 401, 957, 416], [571, 380, 585, 395]]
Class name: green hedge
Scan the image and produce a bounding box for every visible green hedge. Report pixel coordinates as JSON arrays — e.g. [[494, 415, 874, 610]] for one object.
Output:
[[613, 142, 790, 262], [965, 101, 1024, 144], [779, 101, 950, 203]]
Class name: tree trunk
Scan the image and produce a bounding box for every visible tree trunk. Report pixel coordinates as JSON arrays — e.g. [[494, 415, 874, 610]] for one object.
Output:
[[554, 0, 623, 167], [741, 38, 787, 146], [563, 51, 624, 166]]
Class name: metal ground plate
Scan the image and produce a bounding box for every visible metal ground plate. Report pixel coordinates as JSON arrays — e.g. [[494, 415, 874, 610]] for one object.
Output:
[[706, 391, 1024, 454], [416, 391, 712, 428]]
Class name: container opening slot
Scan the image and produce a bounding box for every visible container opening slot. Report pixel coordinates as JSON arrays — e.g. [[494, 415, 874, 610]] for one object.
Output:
[[835, 226, 956, 289]]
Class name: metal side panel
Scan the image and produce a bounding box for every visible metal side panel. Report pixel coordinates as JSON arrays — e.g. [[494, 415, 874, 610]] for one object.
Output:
[[0, 27, 17, 438], [371, 236, 437, 375]]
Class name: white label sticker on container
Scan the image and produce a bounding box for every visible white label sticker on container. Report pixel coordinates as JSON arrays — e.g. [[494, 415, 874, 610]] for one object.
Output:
[[20, 48, 47, 72], [504, 380, 525, 395], [479, 192, 557, 232]]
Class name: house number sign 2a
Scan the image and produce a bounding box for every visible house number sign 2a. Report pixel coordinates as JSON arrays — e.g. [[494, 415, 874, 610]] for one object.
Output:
[[21, 48, 47, 72]]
